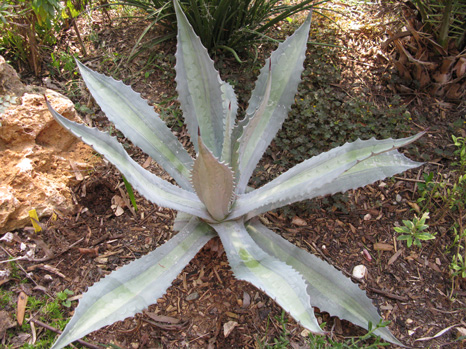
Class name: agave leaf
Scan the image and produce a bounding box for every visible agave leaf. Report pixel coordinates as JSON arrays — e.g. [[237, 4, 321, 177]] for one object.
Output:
[[233, 12, 312, 193], [173, 211, 194, 232], [51, 218, 215, 349], [76, 60, 194, 191], [231, 133, 424, 219], [46, 100, 210, 220], [246, 220, 405, 347], [192, 136, 235, 221], [174, 0, 237, 158], [233, 59, 272, 179], [212, 220, 323, 334], [220, 101, 234, 165]]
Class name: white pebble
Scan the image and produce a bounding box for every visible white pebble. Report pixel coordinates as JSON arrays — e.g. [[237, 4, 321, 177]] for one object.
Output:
[[352, 265, 367, 279]]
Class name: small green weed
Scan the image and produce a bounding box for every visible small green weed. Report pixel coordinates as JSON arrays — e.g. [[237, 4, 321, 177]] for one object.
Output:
[[0, 288, 74, 348], [260, 312, 392, 348], [395, 212, 435, 248], [307, 320, 391, 348], [122, 175, 138, 212], [0, 289, 14, 309], [413, 135, 466, 290], [56, 289, 74, 308], [258, 311, 290, 348]]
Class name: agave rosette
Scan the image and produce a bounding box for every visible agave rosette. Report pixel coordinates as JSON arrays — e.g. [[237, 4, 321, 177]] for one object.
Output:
[[47, 1, 423, 347]]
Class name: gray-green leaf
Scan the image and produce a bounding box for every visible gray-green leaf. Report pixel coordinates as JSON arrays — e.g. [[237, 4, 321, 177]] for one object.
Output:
[[246, 220, 405, 347], [76, 60, 194, 191], [46, 100, 210, 220], [51, 218, 215, 349], [213, 220, 323, 333]]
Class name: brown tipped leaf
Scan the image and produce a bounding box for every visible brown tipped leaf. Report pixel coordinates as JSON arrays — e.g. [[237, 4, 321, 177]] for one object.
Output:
[[192, 136, 235, 221]]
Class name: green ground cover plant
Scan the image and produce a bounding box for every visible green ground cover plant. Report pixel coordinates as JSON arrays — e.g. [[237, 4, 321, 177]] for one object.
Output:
[[408, 134, 466, 293], [394, 212, 435, 248], [0, 287, 73, 349]]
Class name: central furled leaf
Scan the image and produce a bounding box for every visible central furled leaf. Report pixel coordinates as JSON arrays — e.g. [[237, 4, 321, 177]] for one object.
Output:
[[192, 136, 235, 221]]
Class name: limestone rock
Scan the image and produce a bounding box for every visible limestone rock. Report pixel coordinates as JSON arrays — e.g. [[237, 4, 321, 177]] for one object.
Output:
[[0, 57, 97, 233], [0, 56, 25, 97]]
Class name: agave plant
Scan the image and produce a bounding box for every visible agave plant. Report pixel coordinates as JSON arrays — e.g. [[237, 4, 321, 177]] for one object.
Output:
[[47, 1, 423, 347]]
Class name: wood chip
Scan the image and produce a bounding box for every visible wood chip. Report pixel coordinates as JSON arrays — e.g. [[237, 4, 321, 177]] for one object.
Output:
[[225, 311, 239, 319], [242, 291, 251, 308], [78, 247, 99, 257], [373, 242, 393, 251], [291, 216, 307, 226]]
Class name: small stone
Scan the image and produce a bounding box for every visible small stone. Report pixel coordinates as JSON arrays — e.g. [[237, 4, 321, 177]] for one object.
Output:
[[396, 194, 402, 202], [186, 292, 199, 301], [0, 232, 13, 243], [352, 265, 367, 279], [223, 320, 238, 338], [95, 257, 108, 264], [300, 329, 311, 337]]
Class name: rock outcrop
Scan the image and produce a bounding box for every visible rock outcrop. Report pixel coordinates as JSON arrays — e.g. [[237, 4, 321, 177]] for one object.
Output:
[[0, 56, 96, 233]]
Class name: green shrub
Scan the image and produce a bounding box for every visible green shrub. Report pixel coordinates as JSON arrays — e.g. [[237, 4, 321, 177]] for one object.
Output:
[[118, 0, 329, 61]]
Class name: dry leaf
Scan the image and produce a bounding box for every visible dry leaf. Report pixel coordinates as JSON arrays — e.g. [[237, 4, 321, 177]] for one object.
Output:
[[388, 249, 403, 265], [111, 195, 126, 216], [145, 312, 180, 324], [40, 264, 66, 278], [407, 201, 421, 214], [415, 324, 457, 341], [142, 156, 152, 168], [17, 291, 28, 325], [223, 320, 238, 338], [456, 327, 466, 339], [69, 160, 84, 181]]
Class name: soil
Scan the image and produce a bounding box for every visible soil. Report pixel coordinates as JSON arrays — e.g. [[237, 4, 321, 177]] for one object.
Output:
[[1, 1, 466, 348]]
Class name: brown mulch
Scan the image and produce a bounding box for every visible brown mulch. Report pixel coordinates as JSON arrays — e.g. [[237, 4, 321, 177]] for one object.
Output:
[[1, 1, 466, 348]]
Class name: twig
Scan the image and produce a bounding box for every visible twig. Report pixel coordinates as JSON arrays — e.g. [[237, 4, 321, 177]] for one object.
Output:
[[0, 246, 41, 289], [30, 319, 102, 349], [366, 287, 409, 302], [381, 31, 412, 50], [393, 176, 453, 187], [27, 237, 84, 262]]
